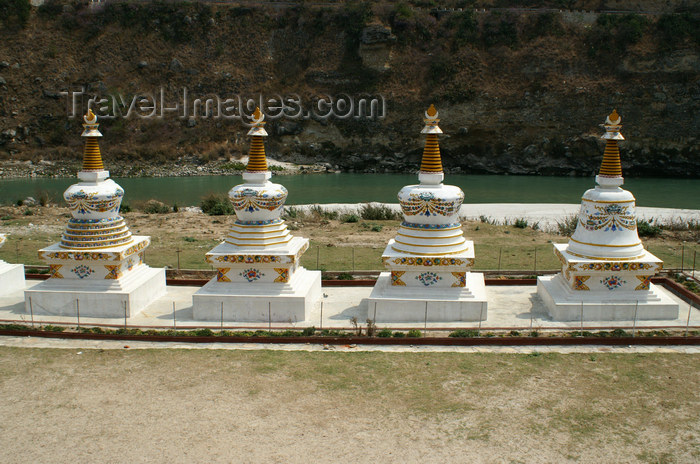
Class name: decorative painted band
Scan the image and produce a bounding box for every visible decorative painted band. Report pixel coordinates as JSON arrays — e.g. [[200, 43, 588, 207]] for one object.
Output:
[[400, 222, 461, 230]]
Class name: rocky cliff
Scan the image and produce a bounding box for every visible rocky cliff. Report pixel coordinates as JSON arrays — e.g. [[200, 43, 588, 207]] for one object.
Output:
[[0, 1, 699, 178]]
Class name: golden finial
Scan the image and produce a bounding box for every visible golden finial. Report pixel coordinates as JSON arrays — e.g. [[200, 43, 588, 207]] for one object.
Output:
[[85, 108, 96, 124], [419, 105, 443, 174], [606, 109, 621, 126], [80, 109, 104, 171], [599, 109, 624, 179], [246, 107, 268, 172]]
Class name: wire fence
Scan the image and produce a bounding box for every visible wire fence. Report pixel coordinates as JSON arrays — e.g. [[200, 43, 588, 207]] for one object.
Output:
[[5, 241, 699, 276], [7, 292, 699, 336]]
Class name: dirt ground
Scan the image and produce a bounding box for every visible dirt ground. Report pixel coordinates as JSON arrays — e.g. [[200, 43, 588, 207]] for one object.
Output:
[[0, 347, 698, 464]]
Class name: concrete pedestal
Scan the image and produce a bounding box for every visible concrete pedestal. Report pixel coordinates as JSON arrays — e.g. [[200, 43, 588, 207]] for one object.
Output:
[[193, 268, 321, 322], [0, 261, 25, 296], [25, 265, 165, 318], [537, 244, 679, 321], [368, 271, 487, 322], [25, 237, 165, 318], [537, 274, 679, 321], [192, 237, 321, 322]]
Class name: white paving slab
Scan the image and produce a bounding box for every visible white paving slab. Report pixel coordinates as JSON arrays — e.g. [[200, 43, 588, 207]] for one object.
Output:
[[0, 279, 697, 332]]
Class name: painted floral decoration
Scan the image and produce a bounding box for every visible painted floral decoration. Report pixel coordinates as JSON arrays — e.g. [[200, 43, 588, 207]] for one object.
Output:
[[240, 268, 264, 282], [71, 264, 94, 279], [600, 275, 625, 290], [416, 271, 441, 286]]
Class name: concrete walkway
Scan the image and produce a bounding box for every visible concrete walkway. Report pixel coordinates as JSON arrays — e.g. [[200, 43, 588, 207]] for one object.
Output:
[[0, 335, 696, 354], [1, 279, 697, 332]]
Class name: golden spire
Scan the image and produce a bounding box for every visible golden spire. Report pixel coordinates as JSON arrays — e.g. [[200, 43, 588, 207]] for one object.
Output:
[[598, 109, 624, 178], [246, 107, 268, 173], [81, 109, 104, 172], [419, 104, 443, 173]]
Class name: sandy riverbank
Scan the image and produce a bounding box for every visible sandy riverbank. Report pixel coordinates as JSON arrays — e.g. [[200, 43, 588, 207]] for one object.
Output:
[[291, 203, 700, 230]]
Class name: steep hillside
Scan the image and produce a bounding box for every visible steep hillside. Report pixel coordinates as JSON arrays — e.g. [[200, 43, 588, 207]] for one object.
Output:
[[1, 0, 699, 177]]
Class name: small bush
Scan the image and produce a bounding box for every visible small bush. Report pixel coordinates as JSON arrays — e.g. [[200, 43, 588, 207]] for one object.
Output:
[[15, 199, 23, 206], [611, 328, 630, 338], [193, 328, 214, 337], [557, 214, 578, 236], [119, 201, 132, 213], [637, 220, 662, 238], [377, 328, 392, 338], [407, 329, 422, 338], [366, 319, 376, 337], [449, 329, 478, 338], [337, 272, 354, 280], [514, 218, 528, 229], [201, 194, 234, 215], [221, 161, 247, 171], [360, 203, 398, 220], [301, 326, 316, 336], [310, 205, 338, 220], [370, 224, 383, 232], [43, 325, 65, 332], [37, 191, 50, 207], [183, 237, 196, 242], [392, 331, 405, 338], [341, 213, 359, 223], [529, 330, 540, 338], [284, 206, 300, 219], [23, 208, 33, 216], [143, 200, 171, 214]]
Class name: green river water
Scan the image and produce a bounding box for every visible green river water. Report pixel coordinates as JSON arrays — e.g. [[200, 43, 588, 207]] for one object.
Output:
[[0, 174, 698, 209]]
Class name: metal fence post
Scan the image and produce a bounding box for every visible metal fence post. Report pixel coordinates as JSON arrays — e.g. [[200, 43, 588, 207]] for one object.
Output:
[[76, 299, 80, 330], [172, 301, 176, 330], [685, 303, 692, 337], [497, 247, 502, 272], [220, 302, 224, 330], [424, 301, 428, 329], [680, 242, 685, 273], [632, 301, 638, 337], [478, 302, 484, 335], [29, 297, 34, 328], [123, 301, 128, 330], [533, 247, 537, 274]]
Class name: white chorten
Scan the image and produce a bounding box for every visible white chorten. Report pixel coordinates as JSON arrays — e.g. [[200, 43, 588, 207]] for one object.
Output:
[[24, 110, 165, 317], [192, 108, 321, 322], [368, 105, 487, 322], [0, 233, 25, 296], [537, 110, 679, 320]]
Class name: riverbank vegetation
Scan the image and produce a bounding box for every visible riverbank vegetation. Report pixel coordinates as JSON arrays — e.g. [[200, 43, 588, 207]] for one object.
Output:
[[1, 205, 697, 273]]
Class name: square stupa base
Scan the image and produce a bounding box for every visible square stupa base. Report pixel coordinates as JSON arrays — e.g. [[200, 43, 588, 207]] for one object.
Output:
[[537, 274, 679, 321], [24, 265, 165, 318], [192, 268, 322, 323], [368, 271, 488, 322], [0, 261, 25, 296]]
